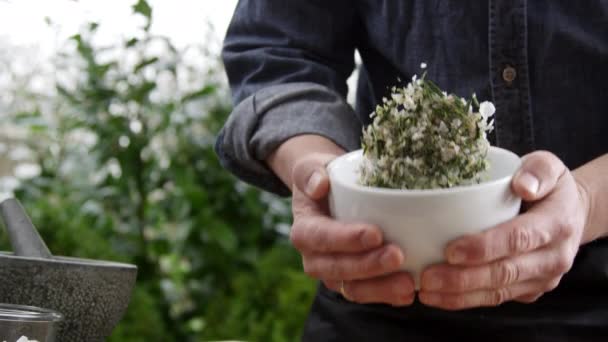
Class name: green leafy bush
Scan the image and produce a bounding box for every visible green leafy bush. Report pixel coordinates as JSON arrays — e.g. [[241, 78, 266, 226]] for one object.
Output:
[[0, 1, 316, 340]]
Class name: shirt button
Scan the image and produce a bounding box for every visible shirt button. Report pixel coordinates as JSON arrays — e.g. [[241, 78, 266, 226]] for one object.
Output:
[[502, 66, 517, 84]]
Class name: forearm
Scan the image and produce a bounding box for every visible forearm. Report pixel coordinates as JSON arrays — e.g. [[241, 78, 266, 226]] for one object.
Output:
[[573, 153, 608, 243], [217, 0, 359, 196], [215, 82, 361, 196], [266, 134, 346, 191]]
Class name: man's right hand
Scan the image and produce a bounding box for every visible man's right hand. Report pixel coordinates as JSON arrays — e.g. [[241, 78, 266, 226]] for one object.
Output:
[[267, 135, 416, 306]]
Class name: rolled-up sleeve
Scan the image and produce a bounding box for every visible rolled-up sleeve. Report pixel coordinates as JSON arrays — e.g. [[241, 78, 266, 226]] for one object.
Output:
[[215, 0, 361, 196]]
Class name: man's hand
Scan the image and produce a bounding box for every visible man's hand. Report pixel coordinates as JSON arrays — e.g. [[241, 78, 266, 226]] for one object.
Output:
[[419, 151, 590, 310], [267, 135, 415, 306]]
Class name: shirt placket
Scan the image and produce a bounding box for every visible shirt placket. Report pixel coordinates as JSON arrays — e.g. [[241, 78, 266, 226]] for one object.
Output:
[[488, 0, 535, 156]]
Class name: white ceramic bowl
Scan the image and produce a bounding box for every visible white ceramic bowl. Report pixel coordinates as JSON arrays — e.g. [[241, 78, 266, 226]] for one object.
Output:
[[327, 147, 522, 288]]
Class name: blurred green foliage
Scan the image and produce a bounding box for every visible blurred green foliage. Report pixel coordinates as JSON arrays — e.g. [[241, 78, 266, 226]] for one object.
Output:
[[0, 1, 316, 340]]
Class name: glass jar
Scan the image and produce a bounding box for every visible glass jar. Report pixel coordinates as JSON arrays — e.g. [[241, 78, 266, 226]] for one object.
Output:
[[0, 304, 63, 342]]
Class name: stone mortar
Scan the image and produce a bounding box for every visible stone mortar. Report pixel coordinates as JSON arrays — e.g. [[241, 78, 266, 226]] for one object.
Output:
[[0, 253, 137, 341]]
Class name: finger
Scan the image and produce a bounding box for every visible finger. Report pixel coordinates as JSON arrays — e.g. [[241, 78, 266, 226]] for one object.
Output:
[[303, 244, 404, 281], [342, 272, 415, 306], [514, 293, 543, 304], [419, 277, 561, 311], [512, 151, 566, 202], [292, 153, 337, 200], [445, 211, 570, 265], [422, 244, 575, 292], [291, 215, 383, 253]]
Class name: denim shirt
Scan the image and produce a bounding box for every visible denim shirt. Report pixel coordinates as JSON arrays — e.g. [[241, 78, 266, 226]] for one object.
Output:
[[217, 0, 608, 338]]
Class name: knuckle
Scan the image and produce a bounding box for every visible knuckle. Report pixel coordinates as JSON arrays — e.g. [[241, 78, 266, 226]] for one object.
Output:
[[534, 151, 560, 165], [508, 226, 533, 253], [528, 151, 562, 173], [493, 262, 520, 286]]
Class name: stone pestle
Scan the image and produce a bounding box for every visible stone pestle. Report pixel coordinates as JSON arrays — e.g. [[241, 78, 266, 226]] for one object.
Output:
[[0, 198, 52, 259]]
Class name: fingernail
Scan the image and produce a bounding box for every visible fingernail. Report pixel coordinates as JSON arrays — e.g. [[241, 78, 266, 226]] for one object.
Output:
[[380, 248, 402, 269], [424, 273, 443, 291], [305, 170, 323, 196], [448, 247, 467, 264], [360, 229, 381, 248], [518, 172, 539, 196]]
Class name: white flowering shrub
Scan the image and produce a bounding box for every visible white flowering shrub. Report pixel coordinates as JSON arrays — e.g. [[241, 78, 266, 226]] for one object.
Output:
[[360, 69, 495, 189]]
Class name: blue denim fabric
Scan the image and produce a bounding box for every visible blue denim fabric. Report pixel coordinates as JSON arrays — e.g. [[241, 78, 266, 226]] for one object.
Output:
[[217, 0, 608, 339]]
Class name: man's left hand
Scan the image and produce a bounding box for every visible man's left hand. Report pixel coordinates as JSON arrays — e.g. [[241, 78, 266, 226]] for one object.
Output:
[[419, 151, 591, 310]]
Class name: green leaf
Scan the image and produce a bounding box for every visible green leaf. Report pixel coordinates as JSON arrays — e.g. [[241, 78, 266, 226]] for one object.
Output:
[[29, 124, 48, 133], [132, 0, 152, 22], [14, 110, 41, 119], [207, 224, 237, 252], [133, 57, 159, 74], [56, 84, 80, 104], [128, 81, 157, 102], [126, 38, 139, 48], [181, 85, 216, 103], [89, 22, 99, 32], [70, 34, 95, 65], [94, 62, 115, 78]]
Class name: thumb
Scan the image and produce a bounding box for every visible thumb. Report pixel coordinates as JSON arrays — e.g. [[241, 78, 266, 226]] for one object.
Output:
[[292, 153, 339, 200], [512, 151, 567, 201]]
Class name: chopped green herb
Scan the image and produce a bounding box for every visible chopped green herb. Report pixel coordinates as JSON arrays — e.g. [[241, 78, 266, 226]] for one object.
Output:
[[359, 68, 496, 189]]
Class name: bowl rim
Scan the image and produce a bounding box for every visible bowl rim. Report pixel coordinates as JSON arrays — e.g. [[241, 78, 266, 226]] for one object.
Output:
[[327, 146, 521, 196], [0, 252, 138, 270], [0, 303, 63, 323]]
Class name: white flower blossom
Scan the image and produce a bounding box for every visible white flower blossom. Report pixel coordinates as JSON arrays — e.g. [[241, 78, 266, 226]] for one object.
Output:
[[391, 93, 404, 104], [438, 121, 449, 134], [411, 131, 424, 141], [14, 337, 39, 342], [479, 101, 496, 119]]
